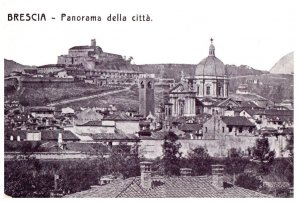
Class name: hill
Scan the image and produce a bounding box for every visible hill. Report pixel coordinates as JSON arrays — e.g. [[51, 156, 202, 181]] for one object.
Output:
[[229, 74, 293, 103], [132, 63, 267, 81], [269, 52, 294, 74], [4, 59, 36, 76]]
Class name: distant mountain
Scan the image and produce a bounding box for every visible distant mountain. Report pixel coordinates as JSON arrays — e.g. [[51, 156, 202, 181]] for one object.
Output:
[[4, 59, 35, 76], [269, 52, 294, 74], [133, 64, 267, 81], [226, 64, 268, 77]]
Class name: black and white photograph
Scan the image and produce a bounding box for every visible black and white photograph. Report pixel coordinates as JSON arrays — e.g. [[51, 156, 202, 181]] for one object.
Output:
[[1, 0, 298, 199]]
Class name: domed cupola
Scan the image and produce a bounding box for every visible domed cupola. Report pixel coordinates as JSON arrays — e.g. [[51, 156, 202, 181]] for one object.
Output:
[[195, 38, 227, 77]]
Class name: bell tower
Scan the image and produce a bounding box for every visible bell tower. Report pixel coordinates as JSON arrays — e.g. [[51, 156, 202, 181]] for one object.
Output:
[[139, 74, 155, 117]]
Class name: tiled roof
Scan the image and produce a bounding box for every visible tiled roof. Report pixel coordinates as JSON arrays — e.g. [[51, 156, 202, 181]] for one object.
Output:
[[86, 133, 138, 141], [41, 130, 80, 141], [69, 45, 94, 50], [30, 107, 55, 112], [65, 176, 270, 198], [240, 101, 260, 108], [65, 142, 110, 153], [179, 123, 202, 131], [6, 130, 80, 141], [78, 121, 103, 126], [265, 109, 293, 116], [104, 112, 139, 121], [221, 116, 255, 127]]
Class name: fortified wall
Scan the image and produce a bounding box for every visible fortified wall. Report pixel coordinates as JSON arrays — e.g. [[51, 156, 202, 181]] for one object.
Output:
[[139, 135, 288, 159]]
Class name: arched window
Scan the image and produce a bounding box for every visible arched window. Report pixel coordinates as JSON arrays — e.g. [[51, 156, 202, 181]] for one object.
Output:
[[140, 81, 144, 88], [147, 81, 152, 88], [206, 86, 210, 95]]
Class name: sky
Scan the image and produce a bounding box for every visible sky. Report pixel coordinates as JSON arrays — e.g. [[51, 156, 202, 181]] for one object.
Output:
[[1, 0, 299, 71]]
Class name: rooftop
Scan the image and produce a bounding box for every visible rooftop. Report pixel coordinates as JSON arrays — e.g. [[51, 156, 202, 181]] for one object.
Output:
[[65, 175, 270, 198], [221, 116, 255, 127]]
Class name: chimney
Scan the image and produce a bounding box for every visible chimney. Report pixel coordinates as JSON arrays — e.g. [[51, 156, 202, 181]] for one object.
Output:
[[211, 164, 224, 189], [54, 174, 60, 190], [180, 168, 192, 176], [58, 133, 63, 144], [91, 39, 96, 47], [140, 161, 152, 189]]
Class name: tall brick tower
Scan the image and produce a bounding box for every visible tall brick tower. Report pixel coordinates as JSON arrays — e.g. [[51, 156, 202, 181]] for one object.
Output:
[[139, 74, 155, 117]]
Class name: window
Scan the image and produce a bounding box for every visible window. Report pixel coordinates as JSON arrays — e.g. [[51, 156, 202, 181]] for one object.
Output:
[[205, 127, 208, 133], [222, 127, 225, 133], [140, 81, 144, 88], [206, 86, 210, 95], [217, 86, 222, 96], [147, 81, 152, 88], [239, 127, 243, 133], [249, 127, 253, 133], [228, 126, 233, 132]]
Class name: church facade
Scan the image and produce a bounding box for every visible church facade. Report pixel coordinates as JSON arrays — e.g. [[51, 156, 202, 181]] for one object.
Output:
[[167, 39, 232, 117]]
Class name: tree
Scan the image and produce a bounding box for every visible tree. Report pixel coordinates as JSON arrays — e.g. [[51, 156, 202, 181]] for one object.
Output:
[[225, 148, 248, 177], [235, 173, 262, 191], [161, 131, 182, 176], [186, 146, 212, 175], [285, 134, 294, 186], [251, 137, 275, 174]]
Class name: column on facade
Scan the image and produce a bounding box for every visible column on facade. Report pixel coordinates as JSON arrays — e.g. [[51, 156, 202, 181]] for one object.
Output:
[[199, 80, 204, 97], [223, 80, 228, 98], [190, 97, 196, 116], [184, 97, 188, 116]]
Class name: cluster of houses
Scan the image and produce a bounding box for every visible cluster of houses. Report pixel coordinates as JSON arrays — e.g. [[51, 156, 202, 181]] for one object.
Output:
[[4, 39, 294, 198]]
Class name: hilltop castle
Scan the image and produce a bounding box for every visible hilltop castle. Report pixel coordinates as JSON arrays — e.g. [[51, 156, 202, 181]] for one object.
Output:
[[57, 39, 128, 70]]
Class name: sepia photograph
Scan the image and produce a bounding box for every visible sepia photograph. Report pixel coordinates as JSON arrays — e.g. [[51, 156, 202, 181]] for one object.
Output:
[[1, 0, 298, 199]]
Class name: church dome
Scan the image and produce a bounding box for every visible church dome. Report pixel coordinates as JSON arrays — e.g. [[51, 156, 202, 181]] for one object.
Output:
[[195, 39, 227, 77]]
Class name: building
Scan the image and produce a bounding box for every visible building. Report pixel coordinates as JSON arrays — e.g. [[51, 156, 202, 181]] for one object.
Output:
[[202, 116, 256, 139], [168, 39, 229, 117], [65, 163, 270, 198], [75, 108, 104, 125], [139, 74, 155, 117], [57, 39, 127, 70], [37, 64, 65, 74], [236, 84, 250, 94]]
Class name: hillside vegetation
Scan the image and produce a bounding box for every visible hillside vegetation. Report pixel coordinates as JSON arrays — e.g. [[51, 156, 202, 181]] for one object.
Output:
[[7, 82, 120, 106], [4, 59, 36, 76]]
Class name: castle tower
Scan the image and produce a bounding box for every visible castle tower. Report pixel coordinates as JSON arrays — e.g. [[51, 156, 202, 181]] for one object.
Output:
[[139, 74, 155, 117]]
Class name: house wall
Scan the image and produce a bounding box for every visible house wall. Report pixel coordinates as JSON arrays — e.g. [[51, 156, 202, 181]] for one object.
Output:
[[102, 120, 115, 126], [31, 112, 54, 118], [203, 116, 256, 137], [115, 121, 140, 134], [74, 125, 115, 134]]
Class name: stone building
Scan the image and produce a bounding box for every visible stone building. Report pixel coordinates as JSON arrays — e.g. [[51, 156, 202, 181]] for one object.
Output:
[[168, 39, 229, 117], [57, 39, 127, 70]]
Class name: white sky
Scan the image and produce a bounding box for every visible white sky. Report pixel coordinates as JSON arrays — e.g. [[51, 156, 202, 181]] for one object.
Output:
[[0, 0, 298, 70]]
